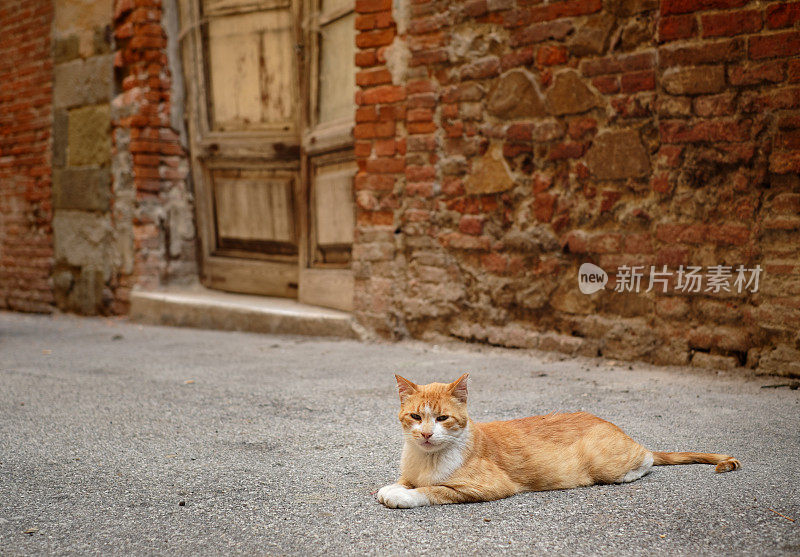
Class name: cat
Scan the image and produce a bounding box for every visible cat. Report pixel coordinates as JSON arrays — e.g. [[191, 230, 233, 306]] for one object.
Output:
[[377, 373, 740, 508]]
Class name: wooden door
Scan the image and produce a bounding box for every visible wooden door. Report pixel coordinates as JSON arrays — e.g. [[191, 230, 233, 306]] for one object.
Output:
[[298, 0, 356, 310], [180, 0, 355, 309]]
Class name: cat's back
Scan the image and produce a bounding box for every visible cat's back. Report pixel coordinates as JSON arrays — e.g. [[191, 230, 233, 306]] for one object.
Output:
[[477, 411, 618, 447], [473, 411, 642, 491]]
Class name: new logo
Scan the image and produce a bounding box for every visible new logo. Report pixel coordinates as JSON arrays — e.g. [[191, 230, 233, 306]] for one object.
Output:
[[578, 263, 608, 294]]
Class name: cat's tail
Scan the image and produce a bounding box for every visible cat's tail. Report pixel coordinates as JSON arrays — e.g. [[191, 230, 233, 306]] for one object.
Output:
[[651, 451, 741, 473]]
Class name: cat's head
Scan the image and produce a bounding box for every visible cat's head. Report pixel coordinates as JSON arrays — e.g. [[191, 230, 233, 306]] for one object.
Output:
[[394, 373, 470, 453]]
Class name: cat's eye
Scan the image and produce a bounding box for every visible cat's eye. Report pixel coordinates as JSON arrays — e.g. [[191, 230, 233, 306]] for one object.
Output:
[[436, 415, 449, 422], [409, 413, 421, 420]]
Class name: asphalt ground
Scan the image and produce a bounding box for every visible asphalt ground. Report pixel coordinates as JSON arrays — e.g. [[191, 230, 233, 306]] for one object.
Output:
[[0, 311, 798, 555]]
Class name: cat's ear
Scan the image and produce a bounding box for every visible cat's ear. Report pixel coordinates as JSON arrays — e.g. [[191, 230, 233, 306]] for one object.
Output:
[[449, 373, 469, 403], [395, 374, 418, 404]]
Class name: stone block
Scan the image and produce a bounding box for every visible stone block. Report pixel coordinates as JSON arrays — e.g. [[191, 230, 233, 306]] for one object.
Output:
[[54, 55, 114, 109], [662, 66, 726, 96], [585, 129, 650, 179], [464, 144, 515, 195], [757, 345, 800, 377], [607, 0, 657, 16], [53, 168, 111, 211], [53, 210, 116, 277], [53, 109, 69, 167], [487, 70, 547, 119], [54, 35, 80, 64], [545, 70, 599, 115], [68, 104, 111, 167], [569, 13, 615, 57], [691, 352, 739, 370]]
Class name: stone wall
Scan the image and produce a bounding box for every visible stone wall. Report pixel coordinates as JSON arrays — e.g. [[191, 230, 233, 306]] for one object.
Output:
[[353, 0, 800, 376], [51, 0, 117, 314], [0, 0, 55, 313], [1, 0, 196, 316]]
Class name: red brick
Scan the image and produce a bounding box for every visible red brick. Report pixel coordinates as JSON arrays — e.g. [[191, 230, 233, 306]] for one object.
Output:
[[770, 150, 800, 173], [356, 106, 379, 122], [592, 75, 620, 94], [500, 48, 536, 71], [701, 10, 762, 38], [766, 1, 800, 29], [510, 20, 574, 47], [481, 253, 508, 274], [355, 0, 392, 14], [407, 121, 437, 134], [548, 142, 586, 160], [693, 93, 737, 117], [660, 119, 752, 143], [740, 87, 800, 112], [659, 38, 745, 67], [509, 0, 602, 26], [532, 193, 557, 222], [790, 59, 800, 82], [405, 165, 436, 181], [355, 11, 394, 30], [408, 14, 448, 35], [365, 157, 405, 174], [749, 31, 800, 60], [661, 0, 748, 16], [587, 233, 623, 254], [410, 49, 449, 66], [354, 141, 372, 157], [459, 215, 484, 235], [353, 121, 395, 139], [728, 60, 786, 86], [708, 224, 750, 246], [405, 182, 434, 197], [536, 45, 568, 66], [356, 28, 395, 48], [621, 70, 655, 93], [567, 117, 597, 140], [356, 68, 392, 86], [624, 233, 654, 254], [374, 139, 397, 156], [656, 145, 684, 167], [580, 51, 655, 76], [356, 50, 378, 67], [658, 15, 697, 42], [656, 223, 708, 244], [438, 232, 491, 250], [406, 108, 433, 122], [355, 174, 395, 191], [460, 57, 501, 80], [360, 85, 406, 105]]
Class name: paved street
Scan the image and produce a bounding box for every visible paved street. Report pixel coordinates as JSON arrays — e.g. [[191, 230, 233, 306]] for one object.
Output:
[[0, 311, 798, 555]]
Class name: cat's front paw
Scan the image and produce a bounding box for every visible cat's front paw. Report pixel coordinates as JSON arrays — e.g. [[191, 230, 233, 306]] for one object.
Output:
[[376, 483, 429, 509]]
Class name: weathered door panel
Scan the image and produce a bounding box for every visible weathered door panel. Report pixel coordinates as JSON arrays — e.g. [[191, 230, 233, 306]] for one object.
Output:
[[182, 0, 302, 297], [297, 0, 356, 311], [181, 0, 356, 308]]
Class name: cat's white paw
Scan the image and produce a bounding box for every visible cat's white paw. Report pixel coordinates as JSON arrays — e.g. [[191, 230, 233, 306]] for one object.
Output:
[[377, 483, 429, 509]]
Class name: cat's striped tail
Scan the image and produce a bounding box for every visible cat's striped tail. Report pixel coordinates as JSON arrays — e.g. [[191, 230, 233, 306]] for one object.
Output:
[[651, 451, 741, 473]]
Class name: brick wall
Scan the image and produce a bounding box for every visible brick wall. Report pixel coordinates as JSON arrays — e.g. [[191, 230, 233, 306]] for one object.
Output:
[[1, 0, 195, 316], [111, 0, 197, 314], [353, 0, 800, 375], [0, 0, 55, 313]]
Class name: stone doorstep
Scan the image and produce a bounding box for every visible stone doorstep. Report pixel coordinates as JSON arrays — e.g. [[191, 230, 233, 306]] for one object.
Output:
[[129, 286, 364, 340]]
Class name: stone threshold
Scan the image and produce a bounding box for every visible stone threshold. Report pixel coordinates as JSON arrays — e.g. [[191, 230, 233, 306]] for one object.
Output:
[[129, 285, 364, 340]]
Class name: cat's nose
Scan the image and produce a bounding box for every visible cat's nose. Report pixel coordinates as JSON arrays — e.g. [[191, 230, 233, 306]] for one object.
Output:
[[421, 432, 432, 439]]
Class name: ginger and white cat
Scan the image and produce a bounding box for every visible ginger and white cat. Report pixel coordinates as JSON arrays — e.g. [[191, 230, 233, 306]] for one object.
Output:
[[377, 373, 740, 508]]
